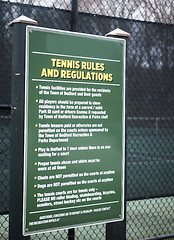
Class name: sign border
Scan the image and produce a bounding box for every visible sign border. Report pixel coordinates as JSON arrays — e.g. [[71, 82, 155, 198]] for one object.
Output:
[[23, 25, 126, 236]]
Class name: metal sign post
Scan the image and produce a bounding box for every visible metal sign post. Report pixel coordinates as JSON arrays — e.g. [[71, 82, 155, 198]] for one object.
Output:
[[106, 27, 130, 240], [9, 15, 37, 240]]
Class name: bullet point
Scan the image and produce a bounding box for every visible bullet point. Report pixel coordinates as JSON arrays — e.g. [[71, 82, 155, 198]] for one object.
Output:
[[36, 86, 38, 89], [34, 194, 36, 197], [34, 185, 37, 188], [34, 176, 37, 180], [35, 148, 38, 152], [36, 99, 38, 103], [35, 162, 37, 166], [35, 124, 38, 127]]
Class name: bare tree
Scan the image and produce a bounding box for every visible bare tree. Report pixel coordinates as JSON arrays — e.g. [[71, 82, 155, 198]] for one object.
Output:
[[3, 0, 173, 24], [78, 0, 173, 24]]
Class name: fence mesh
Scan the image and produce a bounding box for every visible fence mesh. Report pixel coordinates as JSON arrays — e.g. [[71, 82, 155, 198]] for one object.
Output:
[[0, 0, 174, 239]]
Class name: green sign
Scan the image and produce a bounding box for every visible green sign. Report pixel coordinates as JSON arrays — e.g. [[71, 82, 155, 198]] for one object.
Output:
[[23, 26, 126, 235]]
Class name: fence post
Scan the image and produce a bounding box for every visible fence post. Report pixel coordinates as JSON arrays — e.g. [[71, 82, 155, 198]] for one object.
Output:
[[71, 0, 78, 32], [68, 228, 75, 240], [69, 1, 78, 238], [105, 28, 130, 240], [9, 15, 37, 240]]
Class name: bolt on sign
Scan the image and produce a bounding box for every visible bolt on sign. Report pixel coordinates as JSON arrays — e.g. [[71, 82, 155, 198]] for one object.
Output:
[[23, 26, 126, 235]]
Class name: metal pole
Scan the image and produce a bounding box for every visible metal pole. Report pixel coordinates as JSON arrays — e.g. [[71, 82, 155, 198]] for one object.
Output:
[[68, 228, 75, 240], [105, 28, 130, 240], [0, 104, 11, 109], [69, 2, 78, 238], [71, 0, 78, 32], [9, 15, 37, 240]]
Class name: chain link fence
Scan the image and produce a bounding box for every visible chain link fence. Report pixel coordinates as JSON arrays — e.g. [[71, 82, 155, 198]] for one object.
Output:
[[0, 0, 174, 239]]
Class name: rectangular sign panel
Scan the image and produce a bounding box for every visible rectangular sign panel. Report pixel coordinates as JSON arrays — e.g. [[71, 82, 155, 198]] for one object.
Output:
[[23, 26, 126, 235]]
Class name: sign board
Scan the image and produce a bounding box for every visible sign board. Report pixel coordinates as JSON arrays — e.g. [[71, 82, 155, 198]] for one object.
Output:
[[23, 26, 126, 235]]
